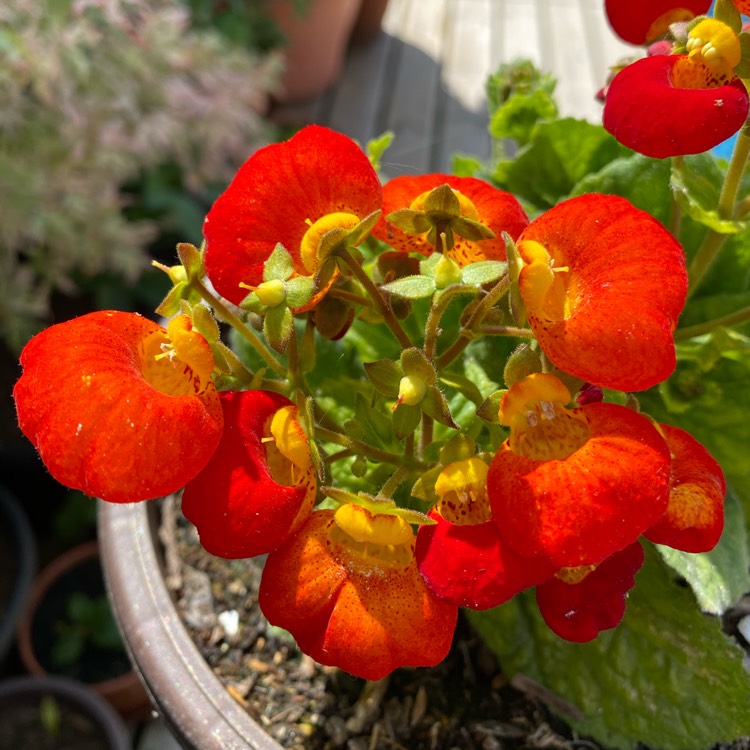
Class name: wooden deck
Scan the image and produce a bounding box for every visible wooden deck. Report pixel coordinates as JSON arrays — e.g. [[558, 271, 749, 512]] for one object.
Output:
[[273, 0, 634, 180]]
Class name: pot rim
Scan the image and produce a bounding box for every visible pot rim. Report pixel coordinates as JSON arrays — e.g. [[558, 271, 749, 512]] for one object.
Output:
[[97, 500, 283, 750]]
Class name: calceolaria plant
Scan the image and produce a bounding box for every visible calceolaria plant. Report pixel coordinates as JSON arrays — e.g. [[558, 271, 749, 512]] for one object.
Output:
[[12, 1, 750, 745]]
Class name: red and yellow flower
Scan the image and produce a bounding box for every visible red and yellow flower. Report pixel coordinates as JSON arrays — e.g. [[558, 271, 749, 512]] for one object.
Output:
[[645, 423, 726, 552], [14, 311, 223, 503], [203, 125, 382, 308], [487, 373, 671, 567], [514, 193, 687, 392], [603, 19, 749, 158], [371, 174, 529, 265], [535, 542, 645, 643], [259, 502, 457, 681], [181, 390, 317, 559], [605, 0, 711, 46], [415, 456, 556, 610]]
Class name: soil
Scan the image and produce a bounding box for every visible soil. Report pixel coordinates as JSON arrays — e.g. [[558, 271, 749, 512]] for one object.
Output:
[[161, 497, 750, 750]]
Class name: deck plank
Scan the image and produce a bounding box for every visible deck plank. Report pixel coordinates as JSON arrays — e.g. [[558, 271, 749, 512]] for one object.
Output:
[[272, 0, 635, 177]]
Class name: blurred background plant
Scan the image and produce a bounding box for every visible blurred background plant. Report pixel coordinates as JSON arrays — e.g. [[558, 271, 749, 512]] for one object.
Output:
[[0, 0, 279, 354]]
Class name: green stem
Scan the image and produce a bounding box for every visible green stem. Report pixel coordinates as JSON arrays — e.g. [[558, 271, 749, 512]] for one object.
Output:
[[335, 250, 413, 349], [191, 278, 287, 378], [379, 465, 409, 498], [687, 128, 750, 297], [423, 284, 476, 361], [327, 287, 374, 308], [477, 325, 535, 338], [436, 275, 511, 370], [675, 305, 750, 340], [419, 413, 433, 458], [669, 155, 683, 238], [316, 426, 427, 470]]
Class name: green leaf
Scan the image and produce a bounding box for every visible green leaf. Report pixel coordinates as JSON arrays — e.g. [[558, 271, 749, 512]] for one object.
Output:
[[656, 492, 750, 615], [393, 402, 421, 440], [493, 118, 630, 209], [460, 260, 507, 286], [363, 358, 401, 397], [439, 372, 484, 406], [423, 183, 461, 217], [470, 545, 750, 750], [366, 131, 394, 172], [386, 209, 433, 235], [714, 0, 742, 32], [344, 393, 394, 450], [263, 243, 295, 281], [263, 305, 293, 353], [382, 275, 436, 300], [284, 276, 315, 309], [176, 242, 204, 281], [451, 153, 482, 177], [401, 347, 436, 384], [672, 154, 746, 234], [489, 88, 559, 146], [422, 385, 458, 428]]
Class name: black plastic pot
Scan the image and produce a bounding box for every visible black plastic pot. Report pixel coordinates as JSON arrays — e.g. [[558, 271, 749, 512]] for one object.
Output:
[[17, 540, 151, 720], [0, 674, 131, 750], [98, 500, 283, 750], [0, 484, 37, 662]]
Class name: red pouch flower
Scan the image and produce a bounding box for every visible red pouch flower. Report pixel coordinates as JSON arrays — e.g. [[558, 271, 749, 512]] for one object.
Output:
[[182, 390, 317, 559]]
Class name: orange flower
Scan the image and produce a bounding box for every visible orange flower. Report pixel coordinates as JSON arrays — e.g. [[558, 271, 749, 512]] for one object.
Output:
[[487, 374, 671, 567], [181, 390, 316, 559], [371, 174, 528, 265], [535, 542, 645, 643], [203, 125, 382, 307], [415, 457, 556, 609], [14, 311, 223, 503], [515, 194, 687, 391], [259, 506, 457, 680], [645, 424, 726, 552]]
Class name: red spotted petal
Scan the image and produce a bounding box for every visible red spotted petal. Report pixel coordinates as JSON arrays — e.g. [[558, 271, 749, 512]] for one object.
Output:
[[536, 542, 645, 643], [487, 403, 671, 567], [259, 510, 457, 680], [603, 55, 748, 158], [517, 194, 687, 391], [645, 424, 726, 552], [181, 390, 316, 559], [734, 0, 750, 13], [605, 0, 711, 45], [371, 174, 529, 263], [13, 311, 223, 503], [204, 125, 382, 304], [415, 508, 556, 610]]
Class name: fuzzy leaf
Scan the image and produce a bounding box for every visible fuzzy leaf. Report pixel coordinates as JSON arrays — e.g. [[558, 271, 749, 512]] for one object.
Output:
[[401, 347, 436, 385], [176, 242, 204, 281], [460, 260, 508, 286], [672, 155, 746, 234], [470, 545, 750, 750], [476, 390, 505, 423], [393, 402, 421, 440], [423, 183, 461, 218], [439, 372, 484, 406], [263, 305, 293, 353], [344, 393, 394, 450], [363, 359, 402, 396], [386, 209, 433, 235], [489, 87, 559, 146], [382, 275, 436, 300], [366, 131, 394, 171], [452, 217, 496, 242], [155, 281, 188, 318], [410, 465, 443, 503], [263, 243, 295, 281], [285, 276, 315, 309], [656, 491, 750, 615], [422, 386, 458, 428]]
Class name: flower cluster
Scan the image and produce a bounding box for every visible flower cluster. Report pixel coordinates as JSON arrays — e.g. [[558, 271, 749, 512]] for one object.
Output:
[[602, 0, 750, 157], [14, 122, 726, 680]]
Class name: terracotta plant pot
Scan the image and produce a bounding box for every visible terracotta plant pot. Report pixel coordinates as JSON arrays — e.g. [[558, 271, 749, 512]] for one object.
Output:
[[98, 500, 283, 750], [0, 484, 36, 663], [350, 0, 390, 45], [0, 674, 131, 750], [268, 0, 363, 102], [16, 540, 151, 721]]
